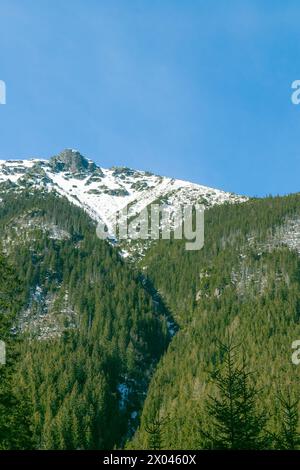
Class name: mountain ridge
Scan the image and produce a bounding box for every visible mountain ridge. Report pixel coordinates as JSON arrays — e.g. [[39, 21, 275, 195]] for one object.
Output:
[[0, 149, 248, 243]]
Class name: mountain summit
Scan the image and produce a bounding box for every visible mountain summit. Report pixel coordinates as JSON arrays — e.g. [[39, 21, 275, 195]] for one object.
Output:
[[49, 149, 97, 174], [0, 150, 247, 246]]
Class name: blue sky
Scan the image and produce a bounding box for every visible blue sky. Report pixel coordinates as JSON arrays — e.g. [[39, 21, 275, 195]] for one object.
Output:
[[1, 0, 300, 196]]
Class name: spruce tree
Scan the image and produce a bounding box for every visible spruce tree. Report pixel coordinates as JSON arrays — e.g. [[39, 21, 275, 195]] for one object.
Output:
[[0, 253, 33, 449], [275, 391, 300, 450], [144, 411, 169, 450], [199, 338, 268, 449]]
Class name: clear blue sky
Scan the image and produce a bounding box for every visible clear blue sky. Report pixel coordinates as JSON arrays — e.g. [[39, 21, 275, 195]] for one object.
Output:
[[1, 0, 300, 197]]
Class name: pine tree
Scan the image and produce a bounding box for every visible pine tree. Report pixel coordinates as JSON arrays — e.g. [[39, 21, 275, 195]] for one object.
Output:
[[199, 338, 268, 449], [0, 253, 33, 449], [275, 391, 300, 450], [144, 411, 169, 450]]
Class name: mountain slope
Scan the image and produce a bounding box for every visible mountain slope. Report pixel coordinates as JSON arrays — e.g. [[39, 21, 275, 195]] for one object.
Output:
[[0, 189, 171, 449], [128, 194, 300, 449], [0, 149, 247, 244], [1, 152, 300, 449]]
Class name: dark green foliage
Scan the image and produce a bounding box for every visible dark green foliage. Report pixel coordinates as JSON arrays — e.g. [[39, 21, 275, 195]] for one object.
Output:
[[199, 339, 268, 449], [1, 188, 300, 449], [130, 194, 300, 449], [275, 392, 300, 450], [144, 411, 169, 450], [0, 190, 169, 449], [0, 254, 33, 449]]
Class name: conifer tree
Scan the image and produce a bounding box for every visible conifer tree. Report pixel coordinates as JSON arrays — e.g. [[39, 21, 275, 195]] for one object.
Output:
[[275, 391, 300, 450], [200, 338, 268, 449], [144, 411, 169, 450], [0, 253, 33, 449]]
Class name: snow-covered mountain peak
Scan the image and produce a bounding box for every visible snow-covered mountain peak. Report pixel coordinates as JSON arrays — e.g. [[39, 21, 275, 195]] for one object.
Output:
[[49, 149, 97, 174], [0, 150, 248, 240]]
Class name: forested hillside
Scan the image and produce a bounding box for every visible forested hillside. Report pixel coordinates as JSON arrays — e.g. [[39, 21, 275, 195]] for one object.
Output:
[[129, 195, 300, 449], [0, 190, 169, 449], [1, 189, 300, 450]]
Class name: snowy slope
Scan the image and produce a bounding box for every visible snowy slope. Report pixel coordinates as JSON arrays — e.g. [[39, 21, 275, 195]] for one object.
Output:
[[0, 149, 247, 238]]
